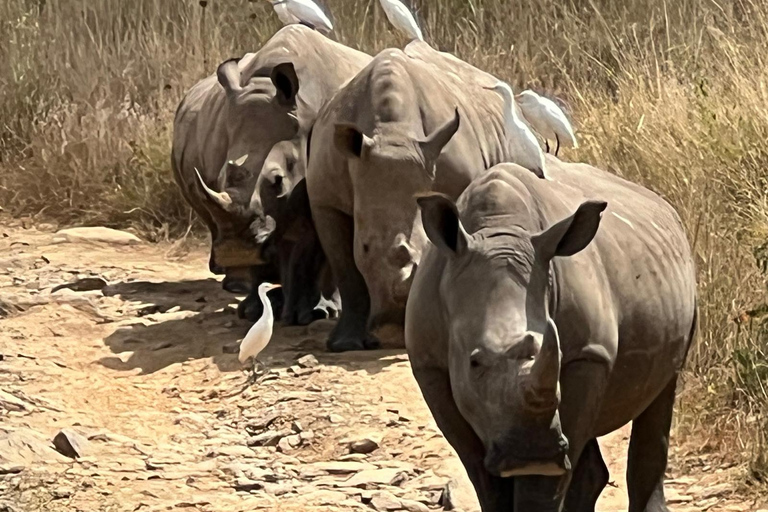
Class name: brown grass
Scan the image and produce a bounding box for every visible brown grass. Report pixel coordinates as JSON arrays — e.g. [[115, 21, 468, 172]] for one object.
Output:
[[1, 0, 767, 483]]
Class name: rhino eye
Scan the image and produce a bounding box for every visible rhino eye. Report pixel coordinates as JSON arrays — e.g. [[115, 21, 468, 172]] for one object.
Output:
[[469, 348, 483, 369]]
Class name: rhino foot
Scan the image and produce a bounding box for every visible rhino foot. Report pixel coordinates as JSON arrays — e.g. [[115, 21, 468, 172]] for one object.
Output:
[[327, 333, 380, 353]]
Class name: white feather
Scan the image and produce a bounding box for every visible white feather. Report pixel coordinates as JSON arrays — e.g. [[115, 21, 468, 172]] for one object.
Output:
[[379, 0, 423, 41], [270, 0, 333, 33], [238, 283, 280, 363], [516, 90, 578, 149]]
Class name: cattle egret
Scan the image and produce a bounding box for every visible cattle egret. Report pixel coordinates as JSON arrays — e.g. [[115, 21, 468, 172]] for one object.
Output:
[[379, 0, 424, 42], [516, 90, 578, 156], [268, 0, 333, 34], [239, 282, 281, 380], [486, 82, 546, 179]]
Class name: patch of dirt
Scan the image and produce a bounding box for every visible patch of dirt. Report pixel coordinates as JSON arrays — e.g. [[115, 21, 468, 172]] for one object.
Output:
[[0, 219, 762, 512]]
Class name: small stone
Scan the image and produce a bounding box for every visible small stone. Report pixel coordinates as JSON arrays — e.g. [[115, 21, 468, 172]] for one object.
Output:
[[277, 436, 299, 453], [0, 391, 30, 412], [345, 468, 407, 488], [248, 430, 288, 447], [51, 277, 107, 293], [291, 421, 303, 433], [299, 431, 314, 441], [311, 461, 376, 474], [328, 414, 344, 424], [296, 354, 319, 368], [52, 428, 89, 458], [399, 499, 430, 512], [348, 434, 381, 455], [234, 477, 262, 492], [370, 491, 402, 511]]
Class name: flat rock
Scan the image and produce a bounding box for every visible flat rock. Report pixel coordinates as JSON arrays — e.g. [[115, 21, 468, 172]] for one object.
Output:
[[248, 430, 289, 447], [51, 277, 107, 293], [311, 461, 376, 475], [53, 227, 141, 245], [370, 490, 402, 511], [296, 354, 319, 368], [0, 391, 31, 412], [0, 428, 69, 466], [345, 468, 407, 488], [399, 498, 430, 512], [52, 428, 89, 458]]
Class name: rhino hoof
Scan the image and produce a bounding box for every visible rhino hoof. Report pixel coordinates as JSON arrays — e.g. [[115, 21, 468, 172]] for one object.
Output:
[[327, 334, 381, 353]]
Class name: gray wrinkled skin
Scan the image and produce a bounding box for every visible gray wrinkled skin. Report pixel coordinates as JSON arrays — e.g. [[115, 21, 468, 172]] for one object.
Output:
[[171, 25, 370, 320], [406, 161, 697, 511], [306, 42, 519, 352]]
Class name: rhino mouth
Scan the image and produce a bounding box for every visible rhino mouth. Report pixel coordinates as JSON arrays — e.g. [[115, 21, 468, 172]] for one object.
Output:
[[499, 460, 569, 478]]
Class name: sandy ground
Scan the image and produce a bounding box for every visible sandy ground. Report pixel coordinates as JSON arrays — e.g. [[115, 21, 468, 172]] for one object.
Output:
[[0, 219, 764, 512]]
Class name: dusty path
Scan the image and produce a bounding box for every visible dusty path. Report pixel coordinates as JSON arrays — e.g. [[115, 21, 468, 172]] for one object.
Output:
[[0, 220, 760, 512]]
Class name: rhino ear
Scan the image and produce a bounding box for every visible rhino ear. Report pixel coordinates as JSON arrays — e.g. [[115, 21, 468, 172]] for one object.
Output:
[[271, 62, 299, 107], [417, 192, 469, 255], [334, 123, 374, 160], [217, 57, 242, 97], [418, 107, 460, 167], [531, 200, 607, 261]]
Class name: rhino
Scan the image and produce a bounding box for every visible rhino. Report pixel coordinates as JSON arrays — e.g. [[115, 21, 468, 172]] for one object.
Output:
[[305, 41, 518, 352], [171, 25, 370, 321], [405, 161, 697, 511], [256, 140, 339, 324]]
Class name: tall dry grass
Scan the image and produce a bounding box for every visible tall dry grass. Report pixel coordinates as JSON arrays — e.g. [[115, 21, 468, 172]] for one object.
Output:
[[1, 0, 767, 482]]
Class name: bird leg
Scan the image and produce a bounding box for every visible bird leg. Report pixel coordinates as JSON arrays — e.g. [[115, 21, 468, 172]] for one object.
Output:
[[545, 140, 550, 154], [555, 135, 561, 156]]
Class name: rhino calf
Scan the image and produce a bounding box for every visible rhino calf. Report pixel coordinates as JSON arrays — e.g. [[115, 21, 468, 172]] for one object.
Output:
[[406, 161, 697, 511], [237, 140, 339, 325]]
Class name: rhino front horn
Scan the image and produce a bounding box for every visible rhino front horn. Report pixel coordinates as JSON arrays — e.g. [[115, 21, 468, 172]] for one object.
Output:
[[195, 168, 233, 211], [530, 317, 561, 401]]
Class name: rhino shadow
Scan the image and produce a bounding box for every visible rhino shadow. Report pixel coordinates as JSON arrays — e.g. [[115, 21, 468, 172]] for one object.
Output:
[[102, 279, 231, 314]]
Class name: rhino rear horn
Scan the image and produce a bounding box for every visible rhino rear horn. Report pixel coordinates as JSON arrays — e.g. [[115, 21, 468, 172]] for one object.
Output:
[[195, 168, 233, 211], [271, 62, 299, 107], [217, 58, 243, 97], [416, 192, 469, 255], [530, 318, 561, 401]]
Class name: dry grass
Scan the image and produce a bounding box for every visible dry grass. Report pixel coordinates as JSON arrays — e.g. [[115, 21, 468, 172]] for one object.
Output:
[[1, 0, 767, 483]]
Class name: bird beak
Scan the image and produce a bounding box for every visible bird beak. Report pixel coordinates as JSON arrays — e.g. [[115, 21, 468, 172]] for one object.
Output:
[[268, 284, 282, 291]]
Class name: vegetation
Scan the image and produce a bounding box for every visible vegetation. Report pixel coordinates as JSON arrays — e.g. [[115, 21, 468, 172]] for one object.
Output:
[[1, 0, 767, 483]]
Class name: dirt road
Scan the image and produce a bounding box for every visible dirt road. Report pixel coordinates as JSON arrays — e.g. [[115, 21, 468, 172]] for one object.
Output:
[[0, 220, 759, 511]]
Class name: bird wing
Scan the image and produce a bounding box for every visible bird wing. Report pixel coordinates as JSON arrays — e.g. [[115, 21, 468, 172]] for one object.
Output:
[[289, 0, 333, 32], [239, 317, 274, 362], [541, 98, 577, 145], [274, 3, 302, 24]]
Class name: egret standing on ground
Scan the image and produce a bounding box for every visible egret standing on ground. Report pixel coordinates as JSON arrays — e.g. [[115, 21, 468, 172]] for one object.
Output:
[[379, 0, 423, 42], [516, 89, 578, 156], [486, 81, 546, 179], [238, 282, 281, 382], [267, 0, 333, 34]]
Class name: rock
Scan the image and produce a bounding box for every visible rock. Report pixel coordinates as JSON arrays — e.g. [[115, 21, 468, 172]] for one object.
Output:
[[51, 277, 108, 293], [399, 499, 430, 512], [0, 428, 69, 466], [328, 414, 345, 424], [277, 434, 302, 452], [52, 428, 89, 458], [435, 460, 481, 511], [311, 461, 376, 475], [53, 227, 141, 246], [209, 445, 256, 458], [296, 354, 319, 368], [348, 434, 382, 454], [248, 430, 289, 447], [345, 468, 407, 488], [234, 477, 263, 492], [0, 391, 30, 412], [370, 491, 402, 511], [303, 490, 348, 506]]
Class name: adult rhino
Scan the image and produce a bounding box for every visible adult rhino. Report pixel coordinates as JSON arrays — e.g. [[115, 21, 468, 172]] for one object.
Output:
[[171, 25, 370, 321], [306, 41, 517, 352], [406, 161, 697, 511]]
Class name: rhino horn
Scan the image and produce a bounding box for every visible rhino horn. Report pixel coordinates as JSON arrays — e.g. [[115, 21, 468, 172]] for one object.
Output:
[[195, 168, 233, 211], [530, 317, 561, 400]]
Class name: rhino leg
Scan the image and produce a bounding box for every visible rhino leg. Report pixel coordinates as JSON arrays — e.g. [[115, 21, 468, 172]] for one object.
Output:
[[412, 367, 514, 511], [313, 207, 378, 352], [562, 438, 608, 512], [237, 263, 283, 321], [280, 235, 325, 326], [515, 360, 610, 511], [626, 374, 677, 512]]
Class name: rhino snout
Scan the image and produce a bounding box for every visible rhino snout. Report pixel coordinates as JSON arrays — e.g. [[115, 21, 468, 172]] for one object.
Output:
[[484, 435, 570, 478]]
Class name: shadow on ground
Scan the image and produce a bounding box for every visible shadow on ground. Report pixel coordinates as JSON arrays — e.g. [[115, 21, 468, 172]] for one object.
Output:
[[100, 279, 403, 376]]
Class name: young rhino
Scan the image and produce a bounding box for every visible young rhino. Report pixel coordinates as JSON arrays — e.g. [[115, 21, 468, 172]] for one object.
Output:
[[406, 161, 697, 511], [249, 140, 339, 325]]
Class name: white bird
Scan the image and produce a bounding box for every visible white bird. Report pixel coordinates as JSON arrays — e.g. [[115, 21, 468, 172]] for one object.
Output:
[[238, 282, 281, 380], [378, 0, 423, 42], [486, 81, 546, 179], [515, 90, 578, 156], [267, 0, 333, 34]]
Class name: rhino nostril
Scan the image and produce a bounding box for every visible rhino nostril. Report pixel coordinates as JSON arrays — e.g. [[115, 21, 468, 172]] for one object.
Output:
[[363, 244, 370, 254]]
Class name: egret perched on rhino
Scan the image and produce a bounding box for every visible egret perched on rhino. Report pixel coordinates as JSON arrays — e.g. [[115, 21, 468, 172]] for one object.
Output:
[[516, 89, 578, 156], [267, 0, 333, 34], [305, 41, 539, 352], [406, 162, 697, 511], [171, 25, 370, 323], [379, 0, 424, 42]]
